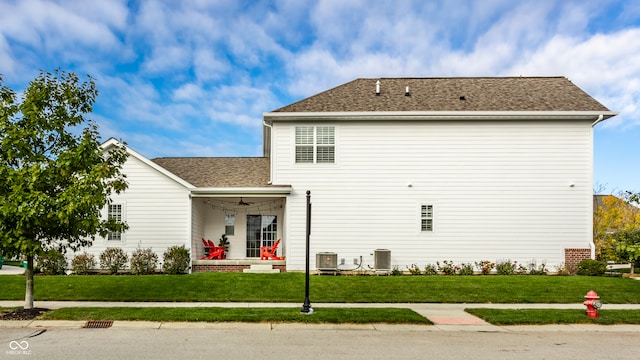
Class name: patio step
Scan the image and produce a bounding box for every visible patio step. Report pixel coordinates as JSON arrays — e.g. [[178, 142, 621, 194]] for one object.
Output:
[[243, 264, 280, 274]]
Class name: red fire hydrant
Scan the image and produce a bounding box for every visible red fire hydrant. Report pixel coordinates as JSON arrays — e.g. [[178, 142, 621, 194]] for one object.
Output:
[[583, 290, 602, 318]]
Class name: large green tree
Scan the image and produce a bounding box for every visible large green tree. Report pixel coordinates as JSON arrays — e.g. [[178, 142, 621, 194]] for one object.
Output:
[[0, 70, 128, 309]]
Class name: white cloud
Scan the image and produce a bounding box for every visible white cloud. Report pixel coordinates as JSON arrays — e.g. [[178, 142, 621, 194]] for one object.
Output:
[[0, 0, 125, 50], [507, 28, 640, 127], [0, 35, 17, 76], [0, 0, 128, 82], [2, 0, 639, 161], [172, 83, 206, 102], [207, 84, 278, 127], [193, 48, 231, 82], [280, 0, 640, 134]]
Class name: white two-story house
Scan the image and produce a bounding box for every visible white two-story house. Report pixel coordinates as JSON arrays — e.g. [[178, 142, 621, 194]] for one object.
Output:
[[264, 77, 616, 272], [91, 77, 617, 273]]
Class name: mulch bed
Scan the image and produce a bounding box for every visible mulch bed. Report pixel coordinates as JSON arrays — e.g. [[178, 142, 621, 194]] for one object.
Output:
[[0, 308, 50, 320]]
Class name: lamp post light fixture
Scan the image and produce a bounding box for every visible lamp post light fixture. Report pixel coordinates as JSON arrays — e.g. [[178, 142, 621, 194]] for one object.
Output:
[[301, 190, 313, 314]]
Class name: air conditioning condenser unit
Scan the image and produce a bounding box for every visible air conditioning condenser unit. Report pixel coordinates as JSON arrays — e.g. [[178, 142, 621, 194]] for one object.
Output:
[[316, 252, 338, 274], [374, 249, 391, 274]]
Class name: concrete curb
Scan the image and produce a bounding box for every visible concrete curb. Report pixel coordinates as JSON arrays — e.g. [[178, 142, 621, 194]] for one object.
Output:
[[2, 301, 640, 332], [1, 319, 639, 332]]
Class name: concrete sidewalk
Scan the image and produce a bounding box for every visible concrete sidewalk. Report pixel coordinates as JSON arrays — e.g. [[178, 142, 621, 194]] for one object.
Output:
[[0, 265, 25, 275], [2, 300, 640, 332]]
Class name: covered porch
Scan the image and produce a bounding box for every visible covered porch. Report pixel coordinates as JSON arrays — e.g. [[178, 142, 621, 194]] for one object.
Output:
[[190, 193, 289, 272]]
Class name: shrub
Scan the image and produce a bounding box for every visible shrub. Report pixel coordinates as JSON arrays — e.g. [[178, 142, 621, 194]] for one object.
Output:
[[162, 245, 190, 274], [612, 229, 640, 273], [475, 260, 495, 275], [390, 265, 403, 276], [130, 248, 158, 275], [423, 264, 438, 276], [458, 263, 474, 275], [100, 247, 128, 274], [515, 263, 529, 275], [437, 260, 457, 275], [407, 263, 422, 275], [496, 259, 517, 275], [36, 249, 67, 275], [576, 259, 606, 276], [527, 259, 547, 275], [555, 262, 576, 276], [71, 252, 96, 275]]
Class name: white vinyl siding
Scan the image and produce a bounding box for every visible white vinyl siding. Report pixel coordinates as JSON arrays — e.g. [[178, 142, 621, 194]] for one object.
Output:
[[79, 154, 191, 264], [295, 126, 334, 163], [272, 119, 594, 271]]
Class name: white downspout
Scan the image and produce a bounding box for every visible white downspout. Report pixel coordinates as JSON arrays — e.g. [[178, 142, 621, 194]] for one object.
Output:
[[591, 114, 604, 127], [263, 120, 273, 185], [589, 240, 596, 260]]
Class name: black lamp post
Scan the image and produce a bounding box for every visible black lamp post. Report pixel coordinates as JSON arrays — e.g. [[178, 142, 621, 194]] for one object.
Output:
[[301, 190, 313, 314]]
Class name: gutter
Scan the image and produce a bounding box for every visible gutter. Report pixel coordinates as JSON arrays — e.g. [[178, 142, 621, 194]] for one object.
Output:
[[264, 110, 620, 122]]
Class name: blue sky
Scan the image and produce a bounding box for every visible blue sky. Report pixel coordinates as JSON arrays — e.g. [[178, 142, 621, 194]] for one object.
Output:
[[0, 0, 638, 193]]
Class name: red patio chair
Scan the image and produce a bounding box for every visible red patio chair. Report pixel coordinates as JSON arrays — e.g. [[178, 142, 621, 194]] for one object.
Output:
[[200, 238, 225, 260], [207, 239, 225, 260], [199, 238, 211, 260], [260, 239, 282, 260]]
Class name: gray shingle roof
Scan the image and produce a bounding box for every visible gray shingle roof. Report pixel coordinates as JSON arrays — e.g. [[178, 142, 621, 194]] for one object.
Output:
[[152, 157, 271, 188], [273, 77, 611, 113]]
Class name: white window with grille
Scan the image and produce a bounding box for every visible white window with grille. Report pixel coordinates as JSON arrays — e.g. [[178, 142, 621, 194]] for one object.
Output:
[[421, 204, 434, 232], [225, 214, 235, 236], [295, 126, 335, 163], [107, 204, 123, 241]]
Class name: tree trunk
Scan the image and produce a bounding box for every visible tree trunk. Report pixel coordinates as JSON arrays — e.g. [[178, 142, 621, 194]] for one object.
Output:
[[24, 255, 34, 310]]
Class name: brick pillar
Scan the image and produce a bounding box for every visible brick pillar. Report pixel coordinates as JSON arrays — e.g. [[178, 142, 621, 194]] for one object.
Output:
[[564, 248, 591, 272]]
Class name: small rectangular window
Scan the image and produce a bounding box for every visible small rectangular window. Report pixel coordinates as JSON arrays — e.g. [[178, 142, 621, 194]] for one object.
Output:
[[295, 126, 335, 163], [225, 214, 235, 236], [316, 126, 335, 163], [421, 205, 433, 232], [295, 127, 314, 163], [108, 204, 123, 241]]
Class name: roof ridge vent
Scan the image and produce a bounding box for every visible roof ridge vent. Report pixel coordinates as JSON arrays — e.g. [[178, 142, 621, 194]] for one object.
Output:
[[375, 80, 380, 96]]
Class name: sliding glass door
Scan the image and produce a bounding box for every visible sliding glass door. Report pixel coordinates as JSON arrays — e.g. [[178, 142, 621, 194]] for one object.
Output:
[[246, 215, 277, 258]]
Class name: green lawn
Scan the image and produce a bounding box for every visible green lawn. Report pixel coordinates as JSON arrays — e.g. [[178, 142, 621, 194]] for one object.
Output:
[[1, 273, 639, 303], [466, 308, 640, 325], [39, 307, 431, 324]]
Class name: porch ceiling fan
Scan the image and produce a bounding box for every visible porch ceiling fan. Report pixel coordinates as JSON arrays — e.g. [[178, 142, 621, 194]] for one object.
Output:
[[238, 197, 253, 206]]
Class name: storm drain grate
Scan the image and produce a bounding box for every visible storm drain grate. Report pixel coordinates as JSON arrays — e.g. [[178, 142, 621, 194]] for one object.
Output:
[[83, 320, 113, 329]]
